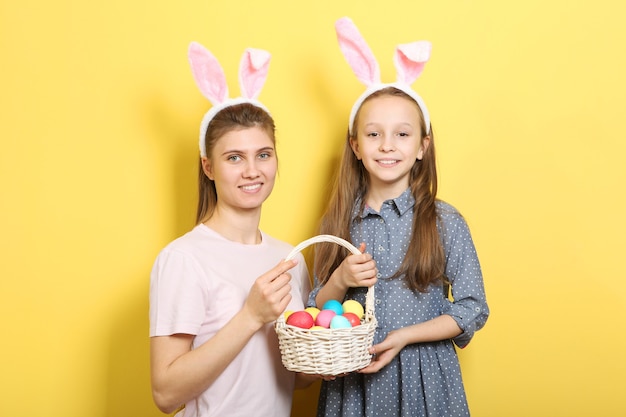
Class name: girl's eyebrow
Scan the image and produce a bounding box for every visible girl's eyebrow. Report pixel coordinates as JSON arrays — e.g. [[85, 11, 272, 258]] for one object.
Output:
[[363, 122, 415, 128]]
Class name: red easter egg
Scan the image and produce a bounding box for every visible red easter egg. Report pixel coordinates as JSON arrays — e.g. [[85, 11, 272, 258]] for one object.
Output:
[[342, 312, 361, 327], [286, 311, 314, 329]]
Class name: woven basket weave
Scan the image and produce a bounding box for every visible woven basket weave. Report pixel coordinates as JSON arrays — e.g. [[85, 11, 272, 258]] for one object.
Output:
[[275, 234, 377, 375]]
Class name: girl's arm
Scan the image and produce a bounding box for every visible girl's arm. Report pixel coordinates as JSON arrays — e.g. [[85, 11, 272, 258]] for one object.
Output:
[[314, 243, 377, 307], [360, 206, 489, 374], [439, 207, 489, 348], [358, 315, 461, 374], [150, 260, 296, 414]]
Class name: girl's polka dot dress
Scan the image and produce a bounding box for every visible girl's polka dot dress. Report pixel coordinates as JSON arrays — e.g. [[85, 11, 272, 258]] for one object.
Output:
[[308, 190, 489, 417]]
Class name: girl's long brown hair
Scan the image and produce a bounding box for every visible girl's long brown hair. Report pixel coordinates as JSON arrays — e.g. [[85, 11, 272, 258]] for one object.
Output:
[[195, 103, 276, 224], [314, 87, 444, 292]]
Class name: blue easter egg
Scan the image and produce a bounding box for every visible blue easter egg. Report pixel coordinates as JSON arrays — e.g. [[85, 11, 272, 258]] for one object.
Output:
[[330, 315, 352, 329], [322, 299, 344, 315]]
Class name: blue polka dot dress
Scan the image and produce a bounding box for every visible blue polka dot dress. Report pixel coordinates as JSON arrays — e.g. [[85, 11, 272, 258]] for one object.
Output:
[[308, 189, 489, 417]]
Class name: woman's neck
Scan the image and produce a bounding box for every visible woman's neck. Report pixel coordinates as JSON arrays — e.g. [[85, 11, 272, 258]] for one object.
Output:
[[203, 207, 262, 245]]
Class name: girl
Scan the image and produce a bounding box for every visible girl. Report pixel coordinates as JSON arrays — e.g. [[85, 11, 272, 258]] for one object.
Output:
[[149, 42, 311, 417], [309, 18, 489, 416]]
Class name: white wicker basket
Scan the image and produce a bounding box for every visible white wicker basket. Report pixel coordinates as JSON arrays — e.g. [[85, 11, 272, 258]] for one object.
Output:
[[275, 234, 377, 375]]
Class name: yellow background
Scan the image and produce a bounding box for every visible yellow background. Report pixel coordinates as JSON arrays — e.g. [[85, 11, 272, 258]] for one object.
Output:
[[1, 0, 625, 416]]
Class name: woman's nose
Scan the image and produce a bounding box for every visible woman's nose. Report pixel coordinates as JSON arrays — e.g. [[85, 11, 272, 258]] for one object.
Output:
[[243, 160, 260, 177]]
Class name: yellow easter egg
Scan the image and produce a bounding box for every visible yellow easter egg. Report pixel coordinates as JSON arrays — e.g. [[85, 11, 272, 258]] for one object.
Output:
[[310, 326, 326, 331], [304, 307, 321, 320], [342, 300, 364, 319], [283, 310, 294, 320]]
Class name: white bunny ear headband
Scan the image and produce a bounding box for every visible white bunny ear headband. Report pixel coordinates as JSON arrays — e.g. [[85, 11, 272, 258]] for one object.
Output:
[[335, 17, 432, 135], [188, 42, 272, 157]]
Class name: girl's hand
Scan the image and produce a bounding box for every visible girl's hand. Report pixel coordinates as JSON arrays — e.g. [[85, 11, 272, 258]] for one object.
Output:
[[335, 242, 378, 290], [243, 259, 296, 329], [358, 329, 408, 374]]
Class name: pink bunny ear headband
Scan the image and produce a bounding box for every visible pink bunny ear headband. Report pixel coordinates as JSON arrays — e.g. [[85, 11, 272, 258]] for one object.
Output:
[[335, 17, 432, 135], [188, 41, 272, 157]]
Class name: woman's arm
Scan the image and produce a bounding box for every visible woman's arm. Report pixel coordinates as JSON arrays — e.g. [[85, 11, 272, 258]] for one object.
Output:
[[150, 260, 296, 413]]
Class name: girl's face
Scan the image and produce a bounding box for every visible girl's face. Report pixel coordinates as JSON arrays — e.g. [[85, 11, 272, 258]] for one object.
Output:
[[351, 94, 430, 197], [201, 126, 277, 213]]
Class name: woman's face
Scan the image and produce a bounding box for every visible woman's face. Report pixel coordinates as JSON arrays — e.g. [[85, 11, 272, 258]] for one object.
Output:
[[202, 126, 277, 213], [351, 94, 429, 197]]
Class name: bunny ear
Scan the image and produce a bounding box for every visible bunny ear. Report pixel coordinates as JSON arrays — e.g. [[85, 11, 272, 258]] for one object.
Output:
[[394, 41, 431, 85], [239, 48, 271, 99], [188, 41, 229, 105], [335, 17, 380, 86]]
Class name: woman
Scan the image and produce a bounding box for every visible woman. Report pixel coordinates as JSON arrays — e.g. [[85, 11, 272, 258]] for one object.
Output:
[[149, 42, 311, 417]]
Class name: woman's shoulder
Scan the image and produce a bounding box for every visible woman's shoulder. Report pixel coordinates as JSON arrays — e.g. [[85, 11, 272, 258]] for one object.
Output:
[[157, 225, 217, 255]]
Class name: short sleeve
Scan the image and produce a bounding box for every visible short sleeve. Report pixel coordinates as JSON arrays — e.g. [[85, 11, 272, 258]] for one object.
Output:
[[149, 247, 209, 337]]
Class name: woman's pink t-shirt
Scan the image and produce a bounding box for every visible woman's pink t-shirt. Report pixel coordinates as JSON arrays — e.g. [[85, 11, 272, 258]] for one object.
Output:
[[150, 225, 310, 417]]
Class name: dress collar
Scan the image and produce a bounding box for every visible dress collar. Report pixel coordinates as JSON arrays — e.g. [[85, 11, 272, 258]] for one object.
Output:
[[351, 188, 415, 221]]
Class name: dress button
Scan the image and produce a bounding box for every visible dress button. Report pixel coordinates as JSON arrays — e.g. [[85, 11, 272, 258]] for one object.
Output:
[[378, 246, 385, 252], [376, 273, 382, 278]]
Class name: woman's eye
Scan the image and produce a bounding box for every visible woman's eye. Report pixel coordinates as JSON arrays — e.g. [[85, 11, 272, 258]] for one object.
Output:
[[227, 155, 241, 162], [258, 152, 271, 160]]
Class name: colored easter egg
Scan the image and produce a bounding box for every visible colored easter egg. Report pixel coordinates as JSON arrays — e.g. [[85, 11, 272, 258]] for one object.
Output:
[[315, 309, 336, 328], [342, 312, 361, 327], [283, 310, 294, 320], [286, 311, 314, 329], [342, 300, 364, 319], [304, 307, 321, 320], [322, 299, 344, 315], [330, 315, 352, 329]]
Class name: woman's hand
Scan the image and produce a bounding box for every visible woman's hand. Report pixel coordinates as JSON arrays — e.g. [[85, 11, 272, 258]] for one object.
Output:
[[243, 259, 297, 329]]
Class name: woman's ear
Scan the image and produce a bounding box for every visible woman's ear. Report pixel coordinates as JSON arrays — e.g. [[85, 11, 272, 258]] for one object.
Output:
[[417, 135, 430, 160], [201, 157, 214, 180]]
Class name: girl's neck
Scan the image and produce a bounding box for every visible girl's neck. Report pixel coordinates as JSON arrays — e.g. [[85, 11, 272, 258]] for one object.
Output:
[[203, 207, 262, 245], [365, 182, 409, 212]]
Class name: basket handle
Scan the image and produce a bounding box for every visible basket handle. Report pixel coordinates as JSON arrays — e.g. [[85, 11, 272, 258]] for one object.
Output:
[[285, 234, 375, 321]]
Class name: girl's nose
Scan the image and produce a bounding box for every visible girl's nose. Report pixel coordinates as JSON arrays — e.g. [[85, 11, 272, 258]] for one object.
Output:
[[379, 135, 394, 151]]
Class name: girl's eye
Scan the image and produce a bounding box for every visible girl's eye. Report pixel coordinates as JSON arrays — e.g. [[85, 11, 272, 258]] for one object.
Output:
[[227, 155, 242, 162], [397, 132, 410, 137], [366, 132, 379, 137], [258, 152, 271, 160]]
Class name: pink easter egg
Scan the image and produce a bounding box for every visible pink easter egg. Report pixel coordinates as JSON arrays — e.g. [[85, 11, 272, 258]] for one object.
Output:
[[315, 309, 337, 328]]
